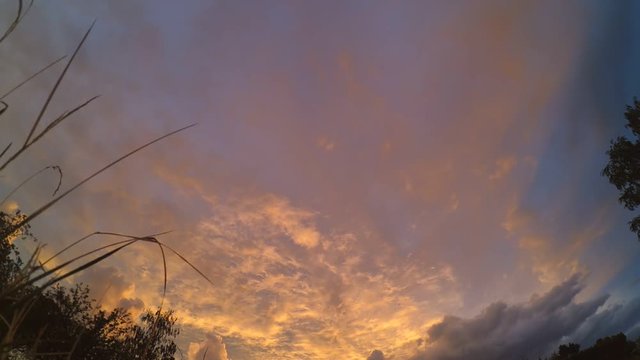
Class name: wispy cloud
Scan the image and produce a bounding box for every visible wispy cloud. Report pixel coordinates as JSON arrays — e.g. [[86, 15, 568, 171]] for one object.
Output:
[[1, 1, 640, 359]]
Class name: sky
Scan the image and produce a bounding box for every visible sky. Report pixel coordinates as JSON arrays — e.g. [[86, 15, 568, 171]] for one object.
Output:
[[1, 1, 640, 359]]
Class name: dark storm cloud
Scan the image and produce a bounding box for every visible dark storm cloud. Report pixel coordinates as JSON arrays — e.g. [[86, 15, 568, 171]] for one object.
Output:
[[411, 275, 612, 360], [569, 297, 640, 347]]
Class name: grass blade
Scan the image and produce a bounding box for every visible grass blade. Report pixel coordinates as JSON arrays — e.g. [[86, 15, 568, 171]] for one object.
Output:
[[51, 166, 63, 196], [157, 242, 168, 305], [29, 95, 100, 145], [23, 238, 136, 289], [0, 95, 99, 173], [41, 230, 172, 267], [3, 123, 196, 238], [36, 233, 169, 295], [0, 0, 24, 43], [40, 232, 96, 267], [11, 240, 136, 303], [38, 240, 135, 290], [23, 20, 95, 147], [161, 243, 215, 287], [0, 56, 66, 100], [0, 165, 62, 208], [0, 143, 11, 161]]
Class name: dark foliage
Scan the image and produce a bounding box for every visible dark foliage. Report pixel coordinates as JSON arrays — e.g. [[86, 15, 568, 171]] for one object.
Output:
[[0, 210, 32, 289], [0, 211, 180, 359], [546, 333, 640, 360], [121, 309, 180, 360], [602, 98, 640, 239]]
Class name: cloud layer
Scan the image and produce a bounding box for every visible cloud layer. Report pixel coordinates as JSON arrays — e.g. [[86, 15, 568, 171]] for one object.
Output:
[[165, 194, 459, 359], [1, 1, 640, 359], [412, 275, 603, 360], [411, 275, 640, 360]]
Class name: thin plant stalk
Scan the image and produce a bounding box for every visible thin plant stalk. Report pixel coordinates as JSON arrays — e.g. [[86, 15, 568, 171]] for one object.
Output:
[[0, 22, 96, 173], [2, 123, 196, 241], [0, 165, 63, 208], [0, 0, 34, 44], [0, 56, 66, 100]]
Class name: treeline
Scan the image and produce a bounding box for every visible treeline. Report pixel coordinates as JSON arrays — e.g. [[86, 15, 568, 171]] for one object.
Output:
[[0, 210, 180, 360], [542, 333, 640, 360]]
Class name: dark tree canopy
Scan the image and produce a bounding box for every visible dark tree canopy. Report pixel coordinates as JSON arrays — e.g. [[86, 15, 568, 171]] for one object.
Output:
[[602, 98, 640, 239], [546, 333, 640, 360], [0, 211, 180, 359]]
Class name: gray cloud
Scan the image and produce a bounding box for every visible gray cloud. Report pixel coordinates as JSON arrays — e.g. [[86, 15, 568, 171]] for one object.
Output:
[[411, 275, 610, 360], [117, 297, 145, 312], [367, 349, 385, 360], [569, 297, 640, 347]]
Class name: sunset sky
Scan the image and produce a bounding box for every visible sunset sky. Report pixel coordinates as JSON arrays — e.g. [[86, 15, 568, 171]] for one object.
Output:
[[2, 1, 640, 359]]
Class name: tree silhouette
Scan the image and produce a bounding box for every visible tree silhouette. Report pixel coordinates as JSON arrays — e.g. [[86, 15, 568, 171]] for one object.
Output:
[[121, 309, 180, 360], [603, 98, 640, 239], [548, 343, 580, 360], [0, 211, 31, 288], [546, 333, 640, 360], [0, 210, 180, 359]]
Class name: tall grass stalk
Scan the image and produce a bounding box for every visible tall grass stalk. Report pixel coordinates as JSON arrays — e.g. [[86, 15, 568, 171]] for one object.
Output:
[[1, 2, 213, 358]]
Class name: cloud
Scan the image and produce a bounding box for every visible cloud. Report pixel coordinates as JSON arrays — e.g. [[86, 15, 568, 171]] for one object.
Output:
[[261, 196, 321, 248], [1, 200, 19, 213], [489, 156, 517, 181], [501, 198, 612, 293], [410, 275, 610, 360], [3, 1, 639, 359], [316, 136, 336, 151], [117, 297, 145, 313], [160, 193, 459, 359], [188, 333, 229, 360], [74, 264, 146, 320], [569, 297, 640, 346], [366, 349, 385, 360]]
